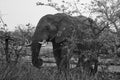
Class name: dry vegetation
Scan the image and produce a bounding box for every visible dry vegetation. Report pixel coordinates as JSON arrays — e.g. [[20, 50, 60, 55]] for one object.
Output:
[[1, 0, 120, 80], [0, 46, 120, 80]]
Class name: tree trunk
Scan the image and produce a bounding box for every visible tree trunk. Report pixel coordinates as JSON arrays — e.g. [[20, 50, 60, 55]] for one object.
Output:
[[5, 38, 10, 63]]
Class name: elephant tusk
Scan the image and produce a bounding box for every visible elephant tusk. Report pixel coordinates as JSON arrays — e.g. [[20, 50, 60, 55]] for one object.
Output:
[[38, 40, 47, 45]]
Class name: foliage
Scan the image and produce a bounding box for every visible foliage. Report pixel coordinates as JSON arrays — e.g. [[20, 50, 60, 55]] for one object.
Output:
[[90, 0, 120, 57], [91, 0, 120, 36], [0, 21, 35, 63], [13, 23, 35, 46], [0, 16, 35, 79], [36, 0, 90, 15], [1, 0, 120, 80]]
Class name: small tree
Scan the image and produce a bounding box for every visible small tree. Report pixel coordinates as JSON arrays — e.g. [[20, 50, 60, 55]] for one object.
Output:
[[90, 0, 120, 57], [13, 23, 35, 46], [36, 0, 92, 15]]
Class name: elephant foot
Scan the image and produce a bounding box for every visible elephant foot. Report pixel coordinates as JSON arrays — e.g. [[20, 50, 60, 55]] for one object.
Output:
[[32, 58, 43, 69]]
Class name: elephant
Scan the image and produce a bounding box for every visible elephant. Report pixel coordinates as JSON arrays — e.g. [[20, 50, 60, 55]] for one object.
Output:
[[31, 13, 98, 70]]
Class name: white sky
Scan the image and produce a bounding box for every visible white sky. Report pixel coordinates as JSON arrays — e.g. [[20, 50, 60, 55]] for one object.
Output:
[[0, 0, 92, 31]]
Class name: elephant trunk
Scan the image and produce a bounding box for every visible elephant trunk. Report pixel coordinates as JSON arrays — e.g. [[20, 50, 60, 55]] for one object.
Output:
[[31, 42, 43, 68]]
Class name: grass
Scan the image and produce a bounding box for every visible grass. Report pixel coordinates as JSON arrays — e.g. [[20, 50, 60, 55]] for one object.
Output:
[[0, 61, 119, 80], [0, 45, 120, 80]]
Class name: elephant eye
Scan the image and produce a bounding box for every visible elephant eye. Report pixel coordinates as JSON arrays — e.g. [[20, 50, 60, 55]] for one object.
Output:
[[44, 26, 50, 31], [42, 26, 49, 33]]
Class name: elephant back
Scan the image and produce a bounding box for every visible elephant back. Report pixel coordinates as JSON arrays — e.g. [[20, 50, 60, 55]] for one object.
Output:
[[54, 13, 96, 43]]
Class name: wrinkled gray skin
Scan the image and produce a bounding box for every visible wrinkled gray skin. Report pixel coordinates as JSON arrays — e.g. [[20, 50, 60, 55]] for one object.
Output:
[[31, 13, 96, 70]]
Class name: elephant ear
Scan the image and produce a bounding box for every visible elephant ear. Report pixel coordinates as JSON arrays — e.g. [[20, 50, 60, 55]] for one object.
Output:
[[55, 26, 73, 43], [48, 13, 67, 43], [53, 13, 74, 43]]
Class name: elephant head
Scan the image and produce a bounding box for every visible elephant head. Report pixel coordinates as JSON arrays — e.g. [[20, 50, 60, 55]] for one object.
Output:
[[31, 13, 68, 68]]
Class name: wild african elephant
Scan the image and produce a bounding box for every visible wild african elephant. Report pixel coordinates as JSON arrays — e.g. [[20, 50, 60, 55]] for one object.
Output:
[[31, 13, 97, 70]]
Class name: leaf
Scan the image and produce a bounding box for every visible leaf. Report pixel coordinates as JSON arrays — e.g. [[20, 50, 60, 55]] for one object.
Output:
[[48, 0, 52, 2], [36, 2, 44, 6]]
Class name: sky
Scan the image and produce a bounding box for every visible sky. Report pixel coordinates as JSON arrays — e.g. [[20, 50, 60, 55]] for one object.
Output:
[[0, 0, 92, 31]]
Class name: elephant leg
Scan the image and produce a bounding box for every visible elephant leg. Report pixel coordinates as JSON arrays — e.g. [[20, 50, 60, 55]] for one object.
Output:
[[76, 55, 85, 67], [60, 47, 70, 70], [53, 48, 69, 71], [52, 40, 69, 71], [53, 48, 62, 70], [31, 42, 43, 68], [89, 58, 98, 76], [60, 56, 69, 70]]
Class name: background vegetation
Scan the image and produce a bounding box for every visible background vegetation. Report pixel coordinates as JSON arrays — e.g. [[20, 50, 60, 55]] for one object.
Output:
[[0, 0, 120, 80]]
